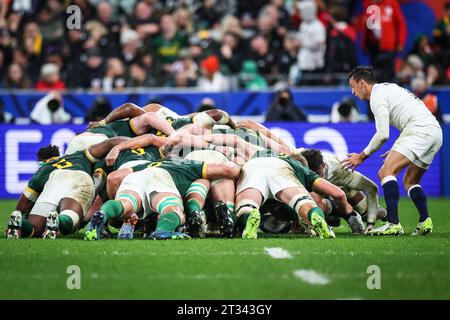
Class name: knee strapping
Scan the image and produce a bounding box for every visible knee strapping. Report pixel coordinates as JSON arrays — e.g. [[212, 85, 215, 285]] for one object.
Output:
[[186, 182, 209, 199], [353, 197, 367, 214], [116, 193, 139, 213], [156, 196, 183, 214], [236, 199, 259, 217], [288, 194, 315, 214]]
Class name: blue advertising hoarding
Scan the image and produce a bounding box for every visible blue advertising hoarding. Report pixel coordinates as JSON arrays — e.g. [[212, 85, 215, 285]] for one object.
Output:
[[0, 123, 443, 199]]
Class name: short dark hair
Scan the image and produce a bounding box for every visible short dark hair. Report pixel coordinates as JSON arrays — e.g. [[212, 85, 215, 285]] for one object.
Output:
[[37, 145, 60, 162], [299, 148, 324, 174], [348, 66, 377, 84]]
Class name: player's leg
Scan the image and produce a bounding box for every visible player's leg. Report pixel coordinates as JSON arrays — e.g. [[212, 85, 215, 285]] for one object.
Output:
[[235, 188, 263, 239], [106, 168, 133, 199], [372, 150, 411, 235], [276, 186, 334, 239], [403, 163, 433, 235], [42, 198, 83, 239], [85, 190, 142, 240], [210, 179, 236, 238], [149, 192, 190, 240], [27, 202, 58, 237], [184, 179, 210, 238], [5, 194, 35, 239]]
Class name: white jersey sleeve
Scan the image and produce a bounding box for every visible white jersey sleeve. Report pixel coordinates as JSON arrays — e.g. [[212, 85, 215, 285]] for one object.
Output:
[[363, 93, 390, 156]]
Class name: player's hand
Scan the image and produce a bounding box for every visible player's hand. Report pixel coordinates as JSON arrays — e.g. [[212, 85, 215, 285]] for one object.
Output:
[[341, 153, 364, 171], [106, 146, 120, 166], [215, 146, 235, 160]]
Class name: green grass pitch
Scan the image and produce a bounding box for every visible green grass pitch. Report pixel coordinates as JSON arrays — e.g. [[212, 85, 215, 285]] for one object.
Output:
[[1, 198, 449, 300]]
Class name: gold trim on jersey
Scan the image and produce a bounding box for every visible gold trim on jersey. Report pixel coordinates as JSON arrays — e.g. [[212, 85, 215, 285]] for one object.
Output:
[[312, 177, 323, 190], [202, 163, 208, 179], [24, 186, 39, 202], [85, 149, 99, 164], [129, 119, 142, 136]]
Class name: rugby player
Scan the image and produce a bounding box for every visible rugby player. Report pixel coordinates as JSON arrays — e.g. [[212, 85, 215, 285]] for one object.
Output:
[[342, 66, 443, 236]]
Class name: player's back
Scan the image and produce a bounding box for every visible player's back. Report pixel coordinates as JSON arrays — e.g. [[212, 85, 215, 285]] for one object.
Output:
[[370, 83, 439, 131]]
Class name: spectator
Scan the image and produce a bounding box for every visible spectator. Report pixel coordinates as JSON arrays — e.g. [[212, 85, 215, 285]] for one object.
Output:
[[330, 96, 360, 123], [278, 31, 299, 83], [247, 34, 277, 84], [195, 0, 222, 30], [397, 54, 425, 86], [3, 62, 30, 89], [325, 3, 357, 81], [120, 28, 142, 64], [294, 0, 326, 85], [265, 85, 307, 122], [411, 77, 442, 123], [101, 57, 126, 92], [174, 6, 194, 38], [197, 55, 229, 91], [235, 0, 270, 29], [360, 0, 407, 82], [85, 96, 112, 122], [35, 63, 66, 91], [36, 0, 65, 46], [433, 2, 450, 82], [94, 1, 121, 57], [239, 59, 268, 90], [129, 0, 160, 41], [30, 91, 71, 124], [153, 14, 189, 83], [126, 50, 157, 87], [170, 49, 198, 87], [256, 4, 284, 52], [77, 48, 105, 89], [218, 31, 244, 76]]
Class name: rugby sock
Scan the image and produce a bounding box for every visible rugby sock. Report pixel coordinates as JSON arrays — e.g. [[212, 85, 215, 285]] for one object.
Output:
[[237, 213, 250, 232], [101, 200, 124, 221], [186, 198, 202, 216], [59, 214, 74, 235], [155, 212, 180, 232], [381, 176, 399, 224], [307, 207, 325, 221], [408, 185, 429, 222], [21, 219, 34, 237]]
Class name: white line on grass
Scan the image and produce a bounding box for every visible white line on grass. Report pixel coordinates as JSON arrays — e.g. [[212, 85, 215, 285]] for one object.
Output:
[[264, 247, 293, 259], [293, 269, 330, 285]]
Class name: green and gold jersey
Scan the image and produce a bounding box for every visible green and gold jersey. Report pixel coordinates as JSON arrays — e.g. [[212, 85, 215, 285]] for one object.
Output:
[[132, 159, 207, 196], [252, 149, 321, 191], [212, 127, 266, 148], [87, 120, 139, 138], [26, 150, 96, 196], [114, 146, 162, 171]]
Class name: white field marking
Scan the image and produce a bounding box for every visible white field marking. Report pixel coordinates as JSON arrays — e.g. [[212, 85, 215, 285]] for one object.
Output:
[[264, 247, 293, 259], [293, 269, 330, 285]]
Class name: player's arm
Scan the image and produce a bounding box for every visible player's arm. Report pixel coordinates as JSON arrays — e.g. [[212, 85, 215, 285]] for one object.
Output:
[[142, 102, 165, 113], [202, 133, 258, 161], [15, 193, 35, 214], [129, 112, 175, 136], [312, 178, 353, 215], [88, 103, 145, 128], [341, 100, 389, 170], [161, 132, 217, 158], [204, 162, 242, 180], [191, 109, 236, 129], [105, 134, 168, 166], [238, 119, 295, 152], [87, 136, 131, 161]]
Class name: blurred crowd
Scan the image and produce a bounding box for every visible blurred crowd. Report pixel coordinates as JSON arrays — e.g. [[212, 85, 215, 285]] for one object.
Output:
[[0, 0, 447, 93]]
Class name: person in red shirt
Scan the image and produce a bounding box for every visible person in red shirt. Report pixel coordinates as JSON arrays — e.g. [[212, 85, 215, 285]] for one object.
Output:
[[35, 63, 66, 91], [360, 0, 407, 82]]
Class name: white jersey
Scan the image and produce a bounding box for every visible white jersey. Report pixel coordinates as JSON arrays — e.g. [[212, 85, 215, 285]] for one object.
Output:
[[364, 83, 440, 156]]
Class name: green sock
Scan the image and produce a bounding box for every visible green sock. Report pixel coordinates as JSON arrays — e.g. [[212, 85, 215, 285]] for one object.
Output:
[[101, 200, 124, 221], [155, 212, 180, 232], [21, 218, 34, 237], [59, 214, 74, 235], [185, 198, 202, 218], [237, 212, 250, 232], [308, 207, 325, 221]]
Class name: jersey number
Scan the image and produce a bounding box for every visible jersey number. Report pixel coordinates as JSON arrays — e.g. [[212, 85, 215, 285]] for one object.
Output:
[[131, 148, 145, 155], [52, 158, 73, 169]]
